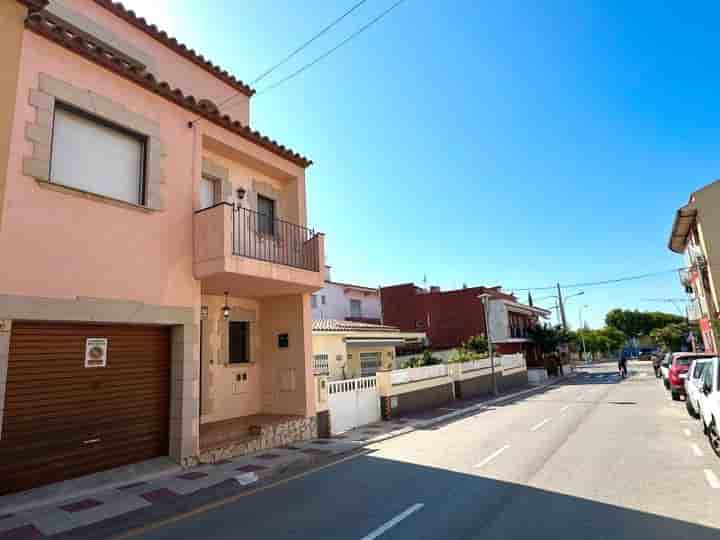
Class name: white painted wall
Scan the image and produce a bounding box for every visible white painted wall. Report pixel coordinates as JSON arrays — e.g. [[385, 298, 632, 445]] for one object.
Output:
[[311, 281, 382, 321]]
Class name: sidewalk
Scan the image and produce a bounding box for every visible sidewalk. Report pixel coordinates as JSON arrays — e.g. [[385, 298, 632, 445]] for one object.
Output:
[[0, 374, 572, 539]]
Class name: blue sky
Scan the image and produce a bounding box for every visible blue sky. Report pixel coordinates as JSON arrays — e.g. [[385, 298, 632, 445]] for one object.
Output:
[[124, 0, 720, 327]]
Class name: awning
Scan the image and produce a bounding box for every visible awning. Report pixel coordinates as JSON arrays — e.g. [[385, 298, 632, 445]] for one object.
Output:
[[668, 204, 697, 253], [345, 338, 407, 348]]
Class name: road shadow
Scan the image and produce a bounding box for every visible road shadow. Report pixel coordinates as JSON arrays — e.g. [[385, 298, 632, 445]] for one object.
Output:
[[71, 450, 720, 540]]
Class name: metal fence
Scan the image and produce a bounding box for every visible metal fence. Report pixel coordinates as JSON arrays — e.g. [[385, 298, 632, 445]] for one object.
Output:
[[233, 205, 321, 272]]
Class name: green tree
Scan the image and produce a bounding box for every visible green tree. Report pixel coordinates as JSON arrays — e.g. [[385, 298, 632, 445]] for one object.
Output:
[[649, 323, 697, 352], [527, 324, 571, 357], [463, 334, 488, 355], [605, 309, 684, 337]]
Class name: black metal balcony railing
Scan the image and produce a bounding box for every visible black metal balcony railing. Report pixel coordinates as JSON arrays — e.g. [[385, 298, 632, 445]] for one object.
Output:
[[233, 205, 321, 272]]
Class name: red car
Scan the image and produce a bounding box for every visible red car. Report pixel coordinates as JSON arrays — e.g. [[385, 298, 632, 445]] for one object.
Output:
[[669, 353, 715, 401]]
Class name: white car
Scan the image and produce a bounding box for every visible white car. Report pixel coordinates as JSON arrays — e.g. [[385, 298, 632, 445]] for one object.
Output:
[[660, 353, 672, 389], [699, 358, 720, 457], [685, 358, 712, 418]]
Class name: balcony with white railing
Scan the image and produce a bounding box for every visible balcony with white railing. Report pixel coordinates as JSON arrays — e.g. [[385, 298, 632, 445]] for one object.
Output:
[[194, 203, 325, 298], [687, 299, 703, 322]]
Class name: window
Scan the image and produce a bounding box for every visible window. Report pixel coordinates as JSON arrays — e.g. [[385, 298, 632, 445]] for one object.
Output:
[[321, 295, 326, 305], [257, 195, 275, 235], [199, 175, 218, 209], [350, 299, 362, 318], [313, 354, 329, 375], [50, 105, 145, 205], [229, 321, 250, 363], [359, 352, 382, 377], [311, 295, 318, 308]]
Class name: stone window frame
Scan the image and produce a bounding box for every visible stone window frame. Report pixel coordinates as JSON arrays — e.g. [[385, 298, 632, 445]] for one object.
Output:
[[201, 157, 233, 204], [23, 73, 166, 212]]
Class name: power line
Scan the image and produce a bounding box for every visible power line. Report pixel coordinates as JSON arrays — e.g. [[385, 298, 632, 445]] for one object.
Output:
[[255, 0, 407, 96], [250, 0, 369, 86], [507, 267, 687, 293]]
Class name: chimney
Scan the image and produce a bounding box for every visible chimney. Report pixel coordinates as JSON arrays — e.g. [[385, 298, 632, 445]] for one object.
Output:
[[430, 286, 441, 293]]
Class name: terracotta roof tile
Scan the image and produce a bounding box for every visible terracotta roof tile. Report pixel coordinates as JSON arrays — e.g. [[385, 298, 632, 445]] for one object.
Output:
[[92, 0, 255, 97], [25, 11, 312, 168], [312, 319, 400, 333]]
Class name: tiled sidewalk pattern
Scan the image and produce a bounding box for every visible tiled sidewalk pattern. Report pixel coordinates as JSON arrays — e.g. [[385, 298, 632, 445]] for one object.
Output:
[[0, 378, 565, 538]]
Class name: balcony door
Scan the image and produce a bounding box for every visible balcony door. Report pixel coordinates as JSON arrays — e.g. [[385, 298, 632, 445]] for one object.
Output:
[[199, 175, 218, 210]]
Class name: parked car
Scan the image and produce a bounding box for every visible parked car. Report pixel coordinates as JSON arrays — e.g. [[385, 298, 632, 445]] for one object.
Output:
[[699, 358, 720, 457], [665, 352, 715, 400], [660, 353, 672, 388], [685, 358, 712, 417]]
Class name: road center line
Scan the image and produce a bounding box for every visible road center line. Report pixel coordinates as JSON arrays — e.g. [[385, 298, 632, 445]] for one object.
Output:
[[692, 443, 704, 457], [683, 428, 692, 437], [360, 503, 424, 540], [704, 469, 720, 489], [475, 445, 511, 468], [530, 418, 553, 432]]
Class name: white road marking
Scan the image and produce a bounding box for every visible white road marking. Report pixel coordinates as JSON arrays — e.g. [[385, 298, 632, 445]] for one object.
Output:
[[559, 404, 572, 413], [360, 503, 425, 540], [530, 418, 553, 432], [475, 445, 511, 468], [692, 443, 704, 457], [704, 469, 720, 489], [576, 392, 586, 400], [683, 428, 692, 437]]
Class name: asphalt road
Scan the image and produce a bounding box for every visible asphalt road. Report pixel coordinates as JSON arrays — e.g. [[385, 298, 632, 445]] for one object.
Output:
[[133, 362, 720, 540]]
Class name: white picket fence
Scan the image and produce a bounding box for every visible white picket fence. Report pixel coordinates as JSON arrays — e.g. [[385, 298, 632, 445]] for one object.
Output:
[[327, 376, 380, 435], [459, 358, 493, 373], [500, 353, 526, 371], [390, 364, 448, 385]]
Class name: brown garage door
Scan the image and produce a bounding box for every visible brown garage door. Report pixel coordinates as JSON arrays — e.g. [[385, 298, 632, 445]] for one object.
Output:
[[0, 322, 170, 495]]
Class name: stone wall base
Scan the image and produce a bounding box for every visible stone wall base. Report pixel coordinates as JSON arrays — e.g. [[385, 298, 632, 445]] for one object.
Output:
[[500, 371, 528, 392], [455, 373, 494, 400], [381, 383, 454, 420], [191, 416, 317, 466]]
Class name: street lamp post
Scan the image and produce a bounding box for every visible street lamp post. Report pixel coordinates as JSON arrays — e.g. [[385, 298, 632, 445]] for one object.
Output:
[[478, 293, 498, 397], [579, 304, 589, 362]]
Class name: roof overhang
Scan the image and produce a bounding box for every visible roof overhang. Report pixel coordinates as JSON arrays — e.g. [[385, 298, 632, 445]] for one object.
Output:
[[500, 299, 551, 319], [668, 204, 697, 253], [345, 338, 407, 348], [493, 338, 533, 344]]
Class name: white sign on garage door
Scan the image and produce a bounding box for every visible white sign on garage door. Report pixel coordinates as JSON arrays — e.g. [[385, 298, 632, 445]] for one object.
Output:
[[328, 376, 381, 434]]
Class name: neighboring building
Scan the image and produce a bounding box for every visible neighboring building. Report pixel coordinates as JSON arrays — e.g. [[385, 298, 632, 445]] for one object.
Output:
[[0, 0, 325, 495], [312, 320, 425, 380], [668, 180, 720, 352], [311, 266, 382, 323], [380, 283, 549, 356]]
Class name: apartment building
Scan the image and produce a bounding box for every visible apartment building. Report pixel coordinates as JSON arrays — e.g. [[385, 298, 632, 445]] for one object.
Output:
[[311, 266, 382, 323], [669, 180, 720, 352], [0, 0, 325, 494]]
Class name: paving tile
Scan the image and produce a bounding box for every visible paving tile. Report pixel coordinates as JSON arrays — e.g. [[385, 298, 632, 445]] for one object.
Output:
[[300, 448, 331, 455], [116, 481, 147, 490], [67, 495, 150, 528], [0, 524, 45, 540], [140, 488, 178, 503], [254, 453, 281, 460], [177, 471, 208, 480], [59, 499, 103, 513], [17, 507, 75, 536], [235, 464, 267, 473], [0, 517, 31, 535]]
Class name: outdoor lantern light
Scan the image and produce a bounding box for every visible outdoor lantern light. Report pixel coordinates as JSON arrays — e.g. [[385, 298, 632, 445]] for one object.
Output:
[[236, 187, 246, 201], [222, 291, 231, 320]]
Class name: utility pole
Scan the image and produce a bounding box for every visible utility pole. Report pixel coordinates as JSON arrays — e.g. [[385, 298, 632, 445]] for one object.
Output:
[[557, 283, 567, 330], [479, 294, 498, 396]]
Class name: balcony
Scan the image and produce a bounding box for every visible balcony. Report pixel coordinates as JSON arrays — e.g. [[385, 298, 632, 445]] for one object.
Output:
[[194, 203, 325, 297], [687, 299, 703, 322]]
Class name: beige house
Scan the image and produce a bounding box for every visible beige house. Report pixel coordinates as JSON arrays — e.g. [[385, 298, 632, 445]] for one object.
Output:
[[0, 0, 324, 495], [668, 180, 720, 352], [312, 320, 425, 380]]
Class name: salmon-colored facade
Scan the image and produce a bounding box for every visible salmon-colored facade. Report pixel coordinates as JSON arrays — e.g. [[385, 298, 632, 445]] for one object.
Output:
[[0, 0, 324, 491]]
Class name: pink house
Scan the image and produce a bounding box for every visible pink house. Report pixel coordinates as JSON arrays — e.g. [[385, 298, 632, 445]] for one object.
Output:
[[0, 0, 325, 495]]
